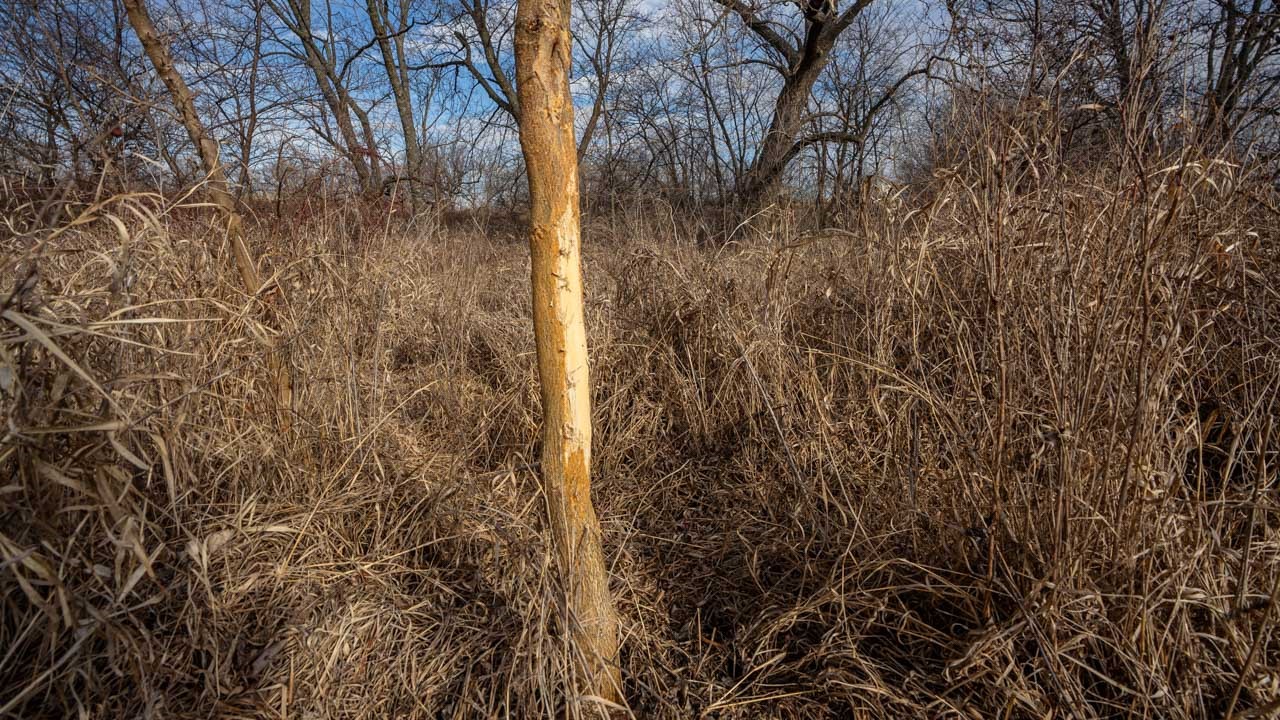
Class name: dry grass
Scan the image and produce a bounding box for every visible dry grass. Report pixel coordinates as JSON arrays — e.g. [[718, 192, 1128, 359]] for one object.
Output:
[[3, 135, 1280, 718]]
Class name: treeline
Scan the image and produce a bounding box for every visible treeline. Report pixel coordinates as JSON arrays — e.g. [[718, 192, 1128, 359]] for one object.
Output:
[[1, 0, 1278, 218]]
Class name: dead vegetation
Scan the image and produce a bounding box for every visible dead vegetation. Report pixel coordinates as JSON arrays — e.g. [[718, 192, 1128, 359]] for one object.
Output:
[[3, 124, 1280, 718]]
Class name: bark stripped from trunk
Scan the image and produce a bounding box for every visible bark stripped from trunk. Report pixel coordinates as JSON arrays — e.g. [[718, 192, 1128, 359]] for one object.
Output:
[[123, 0, 293, 428], [515, 0, 622, 705]]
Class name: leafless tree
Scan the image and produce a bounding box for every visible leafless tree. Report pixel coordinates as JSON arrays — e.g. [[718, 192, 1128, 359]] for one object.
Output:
[[434, 0, 629, 157], [1198, 0, 1280, 147], [707, 0, 933, 204], [267, 0, 385, 195], [514, 0, 622, 705], [122, 0, 294, 425], [0, 0, 149, 198], [363, 0, 430, 209], [3, 0, 1277, 213]]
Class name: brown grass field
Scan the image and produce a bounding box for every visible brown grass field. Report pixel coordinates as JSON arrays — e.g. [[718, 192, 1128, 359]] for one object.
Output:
[[3, 144, 1280, 717]]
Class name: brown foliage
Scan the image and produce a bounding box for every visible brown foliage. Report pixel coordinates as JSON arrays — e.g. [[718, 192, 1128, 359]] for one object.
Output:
[[2, 126, 1279, 718]]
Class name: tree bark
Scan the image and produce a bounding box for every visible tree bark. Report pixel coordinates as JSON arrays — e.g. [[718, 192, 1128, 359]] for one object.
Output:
[[123, 0, 293, 428], [739, 63, 829, 204], [1198, 0, 1280, 147], [713, 0, 875, 207], [515, 0, 622, 705], [271, 0, 379, 195], [366, 0, 423, 210]]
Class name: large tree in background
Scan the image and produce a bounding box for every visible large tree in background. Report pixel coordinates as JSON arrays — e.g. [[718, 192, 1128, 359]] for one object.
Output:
[[712, 0, 929, 205], [12, 0, 1280, 208], [267, 0, 385, 196], [1199, 0, 1280, 146], [364, 0, 426, 210], [514, 0, 623, 705]]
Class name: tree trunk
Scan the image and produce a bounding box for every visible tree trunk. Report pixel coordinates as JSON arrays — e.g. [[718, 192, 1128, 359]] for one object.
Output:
[[741, 79, 814, 203], [276, 0, 378, 195], [347, 91, 385, 193], [366, 0, 423, 210], [123, 0, 293, 428], [515, 0, 622, 705], [738, 44, 832, 206]]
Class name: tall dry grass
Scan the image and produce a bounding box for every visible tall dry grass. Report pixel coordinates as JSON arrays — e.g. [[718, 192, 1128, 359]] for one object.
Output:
[[3, 115, 1279, 718]]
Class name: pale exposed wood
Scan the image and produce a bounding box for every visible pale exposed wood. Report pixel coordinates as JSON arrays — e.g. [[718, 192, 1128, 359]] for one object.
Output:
[[515, 0, 622, 704]]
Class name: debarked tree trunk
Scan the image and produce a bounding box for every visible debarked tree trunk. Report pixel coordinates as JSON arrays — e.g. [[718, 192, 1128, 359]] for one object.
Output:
[[515, 0, 623, 705]]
